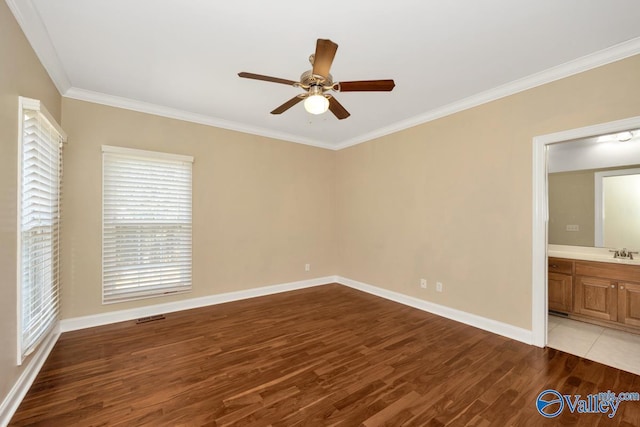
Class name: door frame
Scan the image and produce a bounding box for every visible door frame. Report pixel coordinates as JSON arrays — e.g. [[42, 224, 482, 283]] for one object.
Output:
[[531, 115, 640, 347]]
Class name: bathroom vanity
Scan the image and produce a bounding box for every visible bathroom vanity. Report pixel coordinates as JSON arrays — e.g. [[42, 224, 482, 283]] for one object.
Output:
[[548, 245, 640, 333]]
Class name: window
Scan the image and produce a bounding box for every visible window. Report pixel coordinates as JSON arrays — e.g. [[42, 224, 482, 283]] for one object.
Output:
[[102, 146, 193, 303], [18, 97, 66, 362]]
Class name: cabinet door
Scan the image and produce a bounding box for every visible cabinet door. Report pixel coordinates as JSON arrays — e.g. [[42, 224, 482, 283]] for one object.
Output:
[[549, 272, 572, 313], [574, 276, 617, 321], [618, 282, 640, 327]]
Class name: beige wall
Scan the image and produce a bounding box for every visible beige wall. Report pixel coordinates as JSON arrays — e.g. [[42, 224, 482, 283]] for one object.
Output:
[[0, 0, 62, 408], [336, 55, 640, 329], [60, 99, 336, 318]]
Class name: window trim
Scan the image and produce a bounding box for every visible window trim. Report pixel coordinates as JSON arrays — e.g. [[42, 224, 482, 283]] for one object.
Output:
[[101, 145, 193, 163], [16, 96, 67, 365]]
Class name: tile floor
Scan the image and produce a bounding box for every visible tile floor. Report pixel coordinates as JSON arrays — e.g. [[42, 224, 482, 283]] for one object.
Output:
[[548, 314, 640, 375]]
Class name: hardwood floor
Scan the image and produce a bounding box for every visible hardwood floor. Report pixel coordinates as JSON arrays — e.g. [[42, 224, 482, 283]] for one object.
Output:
[[10, 284, 640, 426]]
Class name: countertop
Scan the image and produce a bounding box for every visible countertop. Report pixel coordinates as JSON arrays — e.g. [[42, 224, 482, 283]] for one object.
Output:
[[548, 244, 640, 265]]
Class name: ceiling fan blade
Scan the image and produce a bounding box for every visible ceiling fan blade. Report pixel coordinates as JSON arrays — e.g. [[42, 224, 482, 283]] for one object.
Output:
[[328, 96, 350, 120], [270, 96, 304, 115], [338, 80, 396, 92], [312, 39, 338, 79], [238, 72, 297, 86]]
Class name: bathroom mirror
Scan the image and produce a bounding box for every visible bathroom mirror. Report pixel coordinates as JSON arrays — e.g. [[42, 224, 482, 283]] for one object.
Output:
[[548, 129, 640, 250]]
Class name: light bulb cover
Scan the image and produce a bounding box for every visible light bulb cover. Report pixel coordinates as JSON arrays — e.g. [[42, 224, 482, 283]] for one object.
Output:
[[304, 94, 329, 115], [617, 131, 633, 142]]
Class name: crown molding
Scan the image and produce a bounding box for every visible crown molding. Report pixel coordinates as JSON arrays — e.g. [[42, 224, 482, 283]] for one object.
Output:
[[334, 37, 640, 150], [6, 0, 71, 94], [9, 0, 639, 151], [63, 87, 335, 150], [69, 31, 639, 152]]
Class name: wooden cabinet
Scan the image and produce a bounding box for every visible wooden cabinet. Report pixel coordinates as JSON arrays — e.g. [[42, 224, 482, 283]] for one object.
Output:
[[574, 276, 617, 321], [618, 282, 640, 328], [549, 258, 573, 275], [548, 256, 640, 333], [548, 258, 573, 314], [548, 272, 572, 313]]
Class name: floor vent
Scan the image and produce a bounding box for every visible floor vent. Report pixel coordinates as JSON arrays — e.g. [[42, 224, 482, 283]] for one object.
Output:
[[136, 314, 166, 324]]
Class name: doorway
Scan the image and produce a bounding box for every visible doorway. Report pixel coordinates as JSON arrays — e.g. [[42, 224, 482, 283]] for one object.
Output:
[[531, 115, 640, 348]]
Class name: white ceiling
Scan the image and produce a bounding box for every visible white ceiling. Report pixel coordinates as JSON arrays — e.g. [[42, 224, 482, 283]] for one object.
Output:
[[8, 0, 640, 149]]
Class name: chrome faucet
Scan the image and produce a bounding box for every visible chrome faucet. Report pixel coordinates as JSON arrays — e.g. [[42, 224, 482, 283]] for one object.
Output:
[[609, 248, 639, 260]]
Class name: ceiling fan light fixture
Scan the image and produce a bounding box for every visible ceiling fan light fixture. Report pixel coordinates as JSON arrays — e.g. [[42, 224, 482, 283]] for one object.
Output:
[[616, 131, 634, 142], [238, 38, 394, 119], [304, 94, 329, 115]]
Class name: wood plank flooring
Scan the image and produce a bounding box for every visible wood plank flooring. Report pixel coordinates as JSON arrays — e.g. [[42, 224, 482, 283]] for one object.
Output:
[[10, 284, 640, 426]]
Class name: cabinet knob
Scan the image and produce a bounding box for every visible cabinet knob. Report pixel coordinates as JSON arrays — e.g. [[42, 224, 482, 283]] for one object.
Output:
[[611, 285, 616, 288], [620, 286, 624, 290]]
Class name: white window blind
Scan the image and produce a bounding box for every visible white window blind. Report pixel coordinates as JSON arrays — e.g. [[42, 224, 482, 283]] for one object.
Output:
[[102, 146, 193, 304], [18, 97, 66, 362]]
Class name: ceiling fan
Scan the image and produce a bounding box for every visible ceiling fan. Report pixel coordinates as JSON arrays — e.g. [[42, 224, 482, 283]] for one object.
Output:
[[238, 39, 395, 120]]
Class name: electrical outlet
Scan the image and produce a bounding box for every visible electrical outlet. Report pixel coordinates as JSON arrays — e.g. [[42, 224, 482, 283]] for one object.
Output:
[[305, 263, 310, 272], [436, 282, 443, 292], [565, 224, 580, 232], [420, 278, 427, 289]]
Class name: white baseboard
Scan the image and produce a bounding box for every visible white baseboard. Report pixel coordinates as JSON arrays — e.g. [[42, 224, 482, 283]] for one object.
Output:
[[0, 326, 60, 427], [60, 274, 533, 344], [60, 276, 337, 332], [336, 276, 534, 345]]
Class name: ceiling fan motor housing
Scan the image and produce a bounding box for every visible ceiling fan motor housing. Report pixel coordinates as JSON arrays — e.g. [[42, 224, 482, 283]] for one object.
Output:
[[299, 70, 334, 91]]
